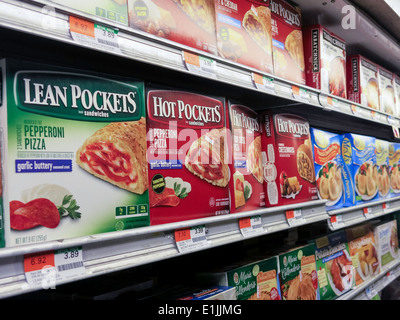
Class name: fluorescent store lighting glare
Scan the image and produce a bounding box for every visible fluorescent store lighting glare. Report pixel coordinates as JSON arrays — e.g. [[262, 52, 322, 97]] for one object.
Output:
[[384, 0, 400, 17]]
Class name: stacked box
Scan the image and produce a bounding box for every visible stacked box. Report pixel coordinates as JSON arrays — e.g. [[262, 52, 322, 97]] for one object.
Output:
[[214, 0, 274, 73], [393, 74, 400, 117], [146, 87, 230, 225], [0, 59, 149, 247], [127, 0, 217, 54], [378, 66, 396, 115], [270, 0, 305, 84], [228, 102, 265, 213], [375, 139, 390, 199], [373, 220, 399, 269], [303, 24, 347, 99], [388, 143, 400, 197]]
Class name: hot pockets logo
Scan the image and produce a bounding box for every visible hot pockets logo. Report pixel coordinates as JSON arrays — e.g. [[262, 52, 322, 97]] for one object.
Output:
[[14, 71, 143, 121], [274, 114, 309, 139]]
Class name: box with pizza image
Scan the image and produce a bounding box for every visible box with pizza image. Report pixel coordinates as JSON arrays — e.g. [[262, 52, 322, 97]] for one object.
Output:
[[278, 244, 320, 300], [389, 142, 400, 197], [340, 133, 377, 207], [228, 102, 265, 213], [146, 86, 230, 225], [373, 219, 399, 269], [310, 128, 345, 211], [0, 59, 150, 247], [375, 139, 391, 200], [303, 24, 347, 99], [197, 255, 281, 300], [346, 224, 379, 287], [393, 74, 400, 117], [314, 230, 355, 300], [260, 111, 318, 207], [347, 54, 380, 111], [270, 0, 305, 84], [127, 0, 217, 55], [378, 66, 396, 116], [214, 0, 274, 74]]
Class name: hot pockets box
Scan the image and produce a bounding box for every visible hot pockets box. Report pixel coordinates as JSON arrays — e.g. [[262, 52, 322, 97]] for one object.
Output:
[[340, 133, 377, 206], [261, 112, 318, 207], [378, 66, 396, 116], [303, 24, 347, 99], [393, 75, 400, 117], [270, 0, 305, 84], [214, 0, 274, 74], [127, 0, 217, 54], [146, 87, 230, 225], [228, 103, 265, 213], [278, 244, 319, 300], [389, 142, 400, 197], [0, 59, 150, 247], [347, 54, 380, 111], [375, 139, 391, 200], [310, 128, 345, 211]]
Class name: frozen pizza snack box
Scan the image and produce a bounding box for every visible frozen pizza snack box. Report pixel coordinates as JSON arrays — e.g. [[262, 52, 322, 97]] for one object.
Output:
[[389, 142, 400, 197], [0, 59, 150, 247], [127, 0, 217, 55], [228, 102, 265, 213], [393, 74, 400, 117], [278, 244, 320, 300], [347, 54, 380, 111], [146, 86, 230, 225], [378, 66, 396, 116], [373, 220, 399, 269], [214, 0, 274, 74], [303, 24, 347, 99], [270, 0, 305, 84], [375, 139, 391, 200], [261, 111, 318, 207]]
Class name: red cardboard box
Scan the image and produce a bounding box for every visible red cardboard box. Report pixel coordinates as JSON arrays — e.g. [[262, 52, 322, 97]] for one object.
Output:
[[270, 0, 305, 84], [347, 54, 380, 110], [303, 24, 347, 99], [146, 87, 230, 225], [214, 0, 274, 74], [127, 0, 217, 54], [228, 103, 265, 213], [261, 111, 318, 207]]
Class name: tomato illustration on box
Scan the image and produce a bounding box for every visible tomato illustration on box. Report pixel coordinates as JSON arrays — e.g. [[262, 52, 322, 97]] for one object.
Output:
[[228, 103, 265, 213], [146, 88, 230, 225], [0, 59, 150, 247]]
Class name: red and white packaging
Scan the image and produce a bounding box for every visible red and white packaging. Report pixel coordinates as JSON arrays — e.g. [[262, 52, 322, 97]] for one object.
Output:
[[214, 0, 274, 74], [303, 24, 347, 99], [347, 54, 380, 111], [261, 111, 318, 207], [146, 87, 230, 225], [378, 66, 396, 116], [228, 103, 265, 213], [127, 0, 217, 54], [270, 0, 305, 84]]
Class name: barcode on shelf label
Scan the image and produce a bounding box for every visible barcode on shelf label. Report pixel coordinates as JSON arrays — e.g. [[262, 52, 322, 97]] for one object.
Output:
[[57, 261, 85, 272], [182, 51, 216, 78], [175, 225, 208, 253], [239, 215, 264, 238], [54, 246, 86, 282]]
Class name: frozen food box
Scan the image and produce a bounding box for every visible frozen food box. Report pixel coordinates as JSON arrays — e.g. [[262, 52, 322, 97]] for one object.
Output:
[[278, 244, 319, 300], [310, 128, 345, 211], [393, 74, 400, 117], [49, 0, 129, 25], [389, 142, 400, 197], [0, 59, 150, 247], [314, 231, 355, 300], [177, 286, 237, 300], [303, 24, 347, 99], [270, 0, 305, 84], [146, 87, 230, 225], [378, 66, 396, 115], [375, 139, 391, 200], [340, 133, 377, 206], [197, 256, 281, 300], [346, 224, 379, 287], [214, 0, 274, 74], [261, 111, 318, 207], [228, 103, 265, 213], [347, 54, 380, 111], [373, 220, 399, 269], [127, 0, 217, 55]]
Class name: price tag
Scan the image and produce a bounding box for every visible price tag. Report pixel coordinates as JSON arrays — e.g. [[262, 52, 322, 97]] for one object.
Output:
[[365, 284, 378, 300], [24, 247, 86, 289], [286, 209, 304, 226], [252, 73, 276, 95], [183, 51, 216, 78], [175, 225, 208, 253], [382, 202, 390, 213], [239, 215, 263, 238], [69, 16, 121, 53], [292, 86, 310, 103], [330, 214, 344, 229], [363, 207, 372, 218]]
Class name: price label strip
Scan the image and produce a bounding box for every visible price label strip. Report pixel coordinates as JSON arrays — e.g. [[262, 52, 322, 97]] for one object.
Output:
[[175, 225, 208, 253], [182, 51, 217, 79], [252, 73, 276, 95], [239, 215, 264, 238], [330, 214, 344, 229], [69, 16, 121, 54], [24, 247, 86, 289], [286, 209, 304, 227], [363, 207, 373, 219], [292, 86, 310, 103]]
